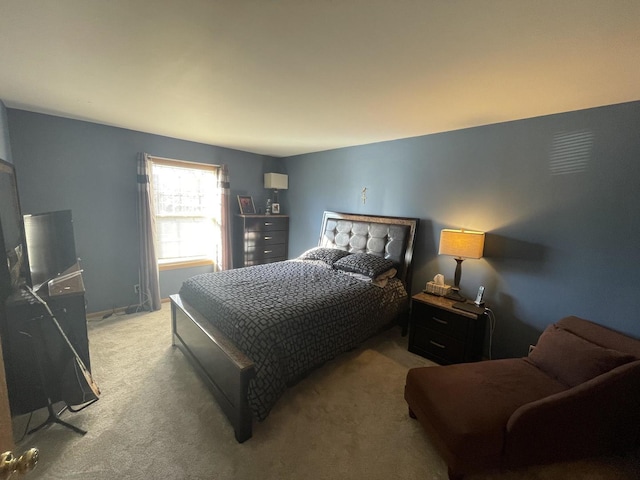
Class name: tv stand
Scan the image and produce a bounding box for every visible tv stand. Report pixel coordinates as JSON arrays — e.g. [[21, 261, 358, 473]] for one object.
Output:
[[3, 266, 91, 417]]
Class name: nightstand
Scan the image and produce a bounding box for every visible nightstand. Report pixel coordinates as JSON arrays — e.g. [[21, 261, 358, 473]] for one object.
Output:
[[408, 292, 487, 364]]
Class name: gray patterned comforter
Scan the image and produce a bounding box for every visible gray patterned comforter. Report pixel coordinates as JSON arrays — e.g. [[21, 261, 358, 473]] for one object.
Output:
[[179, 259, 408, 421]]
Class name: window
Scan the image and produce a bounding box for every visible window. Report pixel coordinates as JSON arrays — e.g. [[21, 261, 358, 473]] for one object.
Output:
[[149, 157, 221, 269]]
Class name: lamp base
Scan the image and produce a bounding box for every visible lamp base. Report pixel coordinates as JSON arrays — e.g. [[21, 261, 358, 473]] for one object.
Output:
[[445, 288, 466, 302]]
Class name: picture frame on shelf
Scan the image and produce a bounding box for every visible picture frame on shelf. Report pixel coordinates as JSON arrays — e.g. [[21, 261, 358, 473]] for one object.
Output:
[[237, 195, 255, 215], [272, 203, 280, 214]]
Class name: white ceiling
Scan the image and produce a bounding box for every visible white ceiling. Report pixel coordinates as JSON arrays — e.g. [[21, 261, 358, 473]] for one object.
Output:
[[1, 1, 639, 158]]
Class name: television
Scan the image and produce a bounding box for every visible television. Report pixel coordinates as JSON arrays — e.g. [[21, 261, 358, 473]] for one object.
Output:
[[0, 159, 30, 300], [23, 210, 78, 289]]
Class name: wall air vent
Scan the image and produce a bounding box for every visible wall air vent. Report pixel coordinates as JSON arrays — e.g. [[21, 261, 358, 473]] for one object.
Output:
[[549, 130, 593, 175]]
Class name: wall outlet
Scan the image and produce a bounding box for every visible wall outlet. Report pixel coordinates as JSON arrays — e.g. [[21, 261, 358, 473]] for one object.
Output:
[[134, 284, 140, 294]]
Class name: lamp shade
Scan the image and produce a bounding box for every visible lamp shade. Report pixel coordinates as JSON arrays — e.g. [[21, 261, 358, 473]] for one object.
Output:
[[438, 229, 485, 259], [264, 173, 288, 190]]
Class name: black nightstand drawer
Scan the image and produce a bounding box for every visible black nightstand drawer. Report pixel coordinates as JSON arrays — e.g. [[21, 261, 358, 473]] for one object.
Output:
[[413, 302, 469, 339], [408, 293, 486, 364], [410, 326, 465, 365]]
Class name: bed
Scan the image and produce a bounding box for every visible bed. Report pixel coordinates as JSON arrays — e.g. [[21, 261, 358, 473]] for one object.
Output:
[[170, 211, 419, 442]]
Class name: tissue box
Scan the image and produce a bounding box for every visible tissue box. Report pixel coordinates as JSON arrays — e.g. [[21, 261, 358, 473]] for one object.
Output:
[[424, 281, 451, 296]]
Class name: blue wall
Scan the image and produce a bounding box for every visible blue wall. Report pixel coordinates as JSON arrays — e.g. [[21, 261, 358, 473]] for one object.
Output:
[[283, 101, 640, 358], [6, 102, 640, 359], [7, 110, 279, 312]]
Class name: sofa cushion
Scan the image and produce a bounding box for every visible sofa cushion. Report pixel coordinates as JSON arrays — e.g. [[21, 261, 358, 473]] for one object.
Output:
[[404, 359, 567, 468], [556, 316, 640, 358], [528, 325, 636, 387]]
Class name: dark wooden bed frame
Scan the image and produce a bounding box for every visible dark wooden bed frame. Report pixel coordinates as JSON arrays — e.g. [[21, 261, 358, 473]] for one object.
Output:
[[170, 211, 419, 442]]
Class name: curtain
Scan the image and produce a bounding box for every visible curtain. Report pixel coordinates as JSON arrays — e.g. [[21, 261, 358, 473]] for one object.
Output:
[[137, 153, 162, 311], [218, 164, 233, 270]]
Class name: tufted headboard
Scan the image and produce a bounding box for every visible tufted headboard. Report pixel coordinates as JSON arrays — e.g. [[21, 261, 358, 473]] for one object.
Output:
[[318, 211, 419, 292]]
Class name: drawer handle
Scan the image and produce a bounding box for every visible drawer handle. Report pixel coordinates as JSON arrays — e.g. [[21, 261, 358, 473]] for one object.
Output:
[[264, 222, 273, 226], [264, 250, 273, 254], [432, 317, 448, 325], [429, 340, 446, 349], [264, 236, 273, 240]]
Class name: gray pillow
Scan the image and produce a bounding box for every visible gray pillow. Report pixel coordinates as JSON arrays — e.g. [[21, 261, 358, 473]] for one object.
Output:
[[333, 253, 395, 278], [298, 247, 351, 266]]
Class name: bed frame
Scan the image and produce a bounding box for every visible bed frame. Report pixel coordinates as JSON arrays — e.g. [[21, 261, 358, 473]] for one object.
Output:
[[170, 211, 419, 442]]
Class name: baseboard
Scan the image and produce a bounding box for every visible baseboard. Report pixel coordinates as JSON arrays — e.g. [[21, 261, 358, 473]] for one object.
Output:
[[87, 306, 128, 320], [86, 297, 171, 321]]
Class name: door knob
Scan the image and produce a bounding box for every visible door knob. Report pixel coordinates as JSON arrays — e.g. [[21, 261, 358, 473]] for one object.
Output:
[[0, 448, 39, 479]]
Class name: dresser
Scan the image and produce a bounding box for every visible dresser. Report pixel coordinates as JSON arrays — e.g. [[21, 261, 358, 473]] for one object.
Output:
[[408, 293, 487, 365], [234, 215, 289, 267]]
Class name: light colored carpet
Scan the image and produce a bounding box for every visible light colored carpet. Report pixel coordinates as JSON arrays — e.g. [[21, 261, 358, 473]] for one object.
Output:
[[12, 306, 640, 479]]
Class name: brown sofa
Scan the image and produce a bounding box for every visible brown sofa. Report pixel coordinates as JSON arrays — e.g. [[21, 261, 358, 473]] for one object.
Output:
[[404, 316, 640, 479]]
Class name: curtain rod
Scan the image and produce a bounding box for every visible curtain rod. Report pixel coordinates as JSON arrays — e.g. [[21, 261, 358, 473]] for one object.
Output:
[[146, 154, 220, 169]]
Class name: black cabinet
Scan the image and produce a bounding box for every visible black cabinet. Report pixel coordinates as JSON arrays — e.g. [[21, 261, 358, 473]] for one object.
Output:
[[234, 215, 289, 267], [3, 273, 90, 415], [408, 293, 486, 365]]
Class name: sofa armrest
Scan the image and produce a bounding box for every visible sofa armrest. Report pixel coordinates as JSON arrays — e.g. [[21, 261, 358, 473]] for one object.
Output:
[[505, 359, 640, 468]]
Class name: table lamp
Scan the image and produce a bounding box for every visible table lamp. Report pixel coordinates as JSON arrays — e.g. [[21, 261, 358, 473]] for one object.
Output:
[[438, 229, 485, 301], [264, 173, 288, 214]]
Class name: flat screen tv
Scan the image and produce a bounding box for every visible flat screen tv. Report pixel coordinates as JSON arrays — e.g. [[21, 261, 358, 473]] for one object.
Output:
[[23, 210, 78, 289]]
